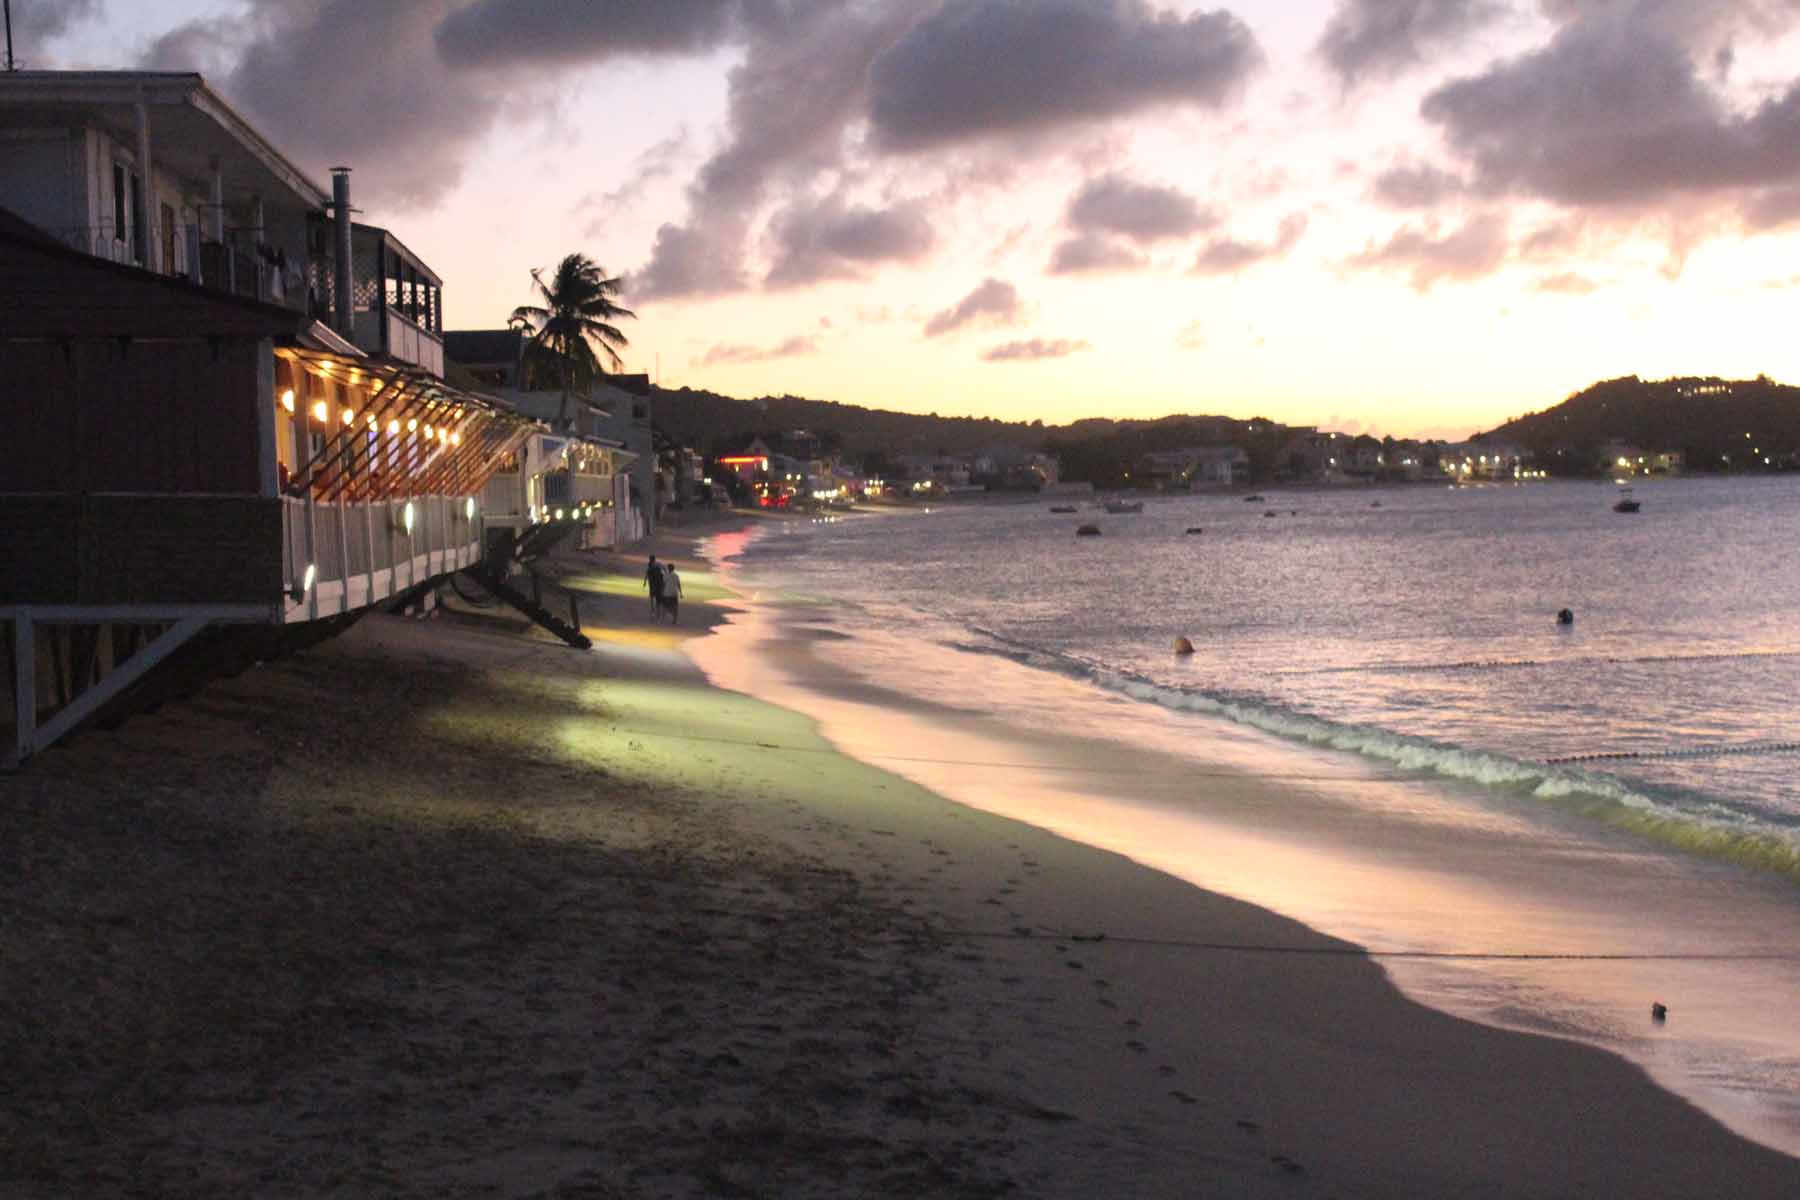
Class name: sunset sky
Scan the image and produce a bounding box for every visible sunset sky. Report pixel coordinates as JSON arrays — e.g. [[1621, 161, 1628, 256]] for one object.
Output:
[[31, 0, 1800, 437]]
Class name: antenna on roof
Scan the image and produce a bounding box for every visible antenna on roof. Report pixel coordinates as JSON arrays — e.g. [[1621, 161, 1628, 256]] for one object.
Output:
[[4, 0, 16, 72]]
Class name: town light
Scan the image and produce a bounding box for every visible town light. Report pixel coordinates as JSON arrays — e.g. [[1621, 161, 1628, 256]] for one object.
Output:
[[449, 431, 461, 446], [280, 388, 295, 413], [403, 501, 415, 534], [465, 497, 476, 520], [388, 419, 400, 435], [424, 424, 434, 439], [342, 407, 355, 425], [408, 418, 418, 433], [302, 562, 316, 592], [311, 400, 329, 423]]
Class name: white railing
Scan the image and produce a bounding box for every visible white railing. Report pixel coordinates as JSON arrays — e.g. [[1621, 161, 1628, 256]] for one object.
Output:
[[279, 494, 484, 623], [386, 309, 444, 376]]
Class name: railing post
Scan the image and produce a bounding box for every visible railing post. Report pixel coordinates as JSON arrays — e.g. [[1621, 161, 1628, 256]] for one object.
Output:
[[11, 612, 37, 764], [335, 499, 350, 614], [304, 493, 318, 622]]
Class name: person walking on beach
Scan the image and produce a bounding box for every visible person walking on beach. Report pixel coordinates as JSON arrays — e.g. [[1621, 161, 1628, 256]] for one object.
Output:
[[644, 555, 664, 616], [661, 563, 683, 625]]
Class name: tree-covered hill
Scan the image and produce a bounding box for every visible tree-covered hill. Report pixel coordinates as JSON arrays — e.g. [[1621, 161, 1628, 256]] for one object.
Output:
[[1481, 376, 1800, 471]]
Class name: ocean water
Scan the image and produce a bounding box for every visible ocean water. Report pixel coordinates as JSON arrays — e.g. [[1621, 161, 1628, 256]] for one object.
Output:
[[692, 475, 1800, 1156]]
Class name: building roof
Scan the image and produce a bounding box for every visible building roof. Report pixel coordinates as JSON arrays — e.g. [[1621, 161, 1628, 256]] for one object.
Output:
[[445, 328, 525, 366], [0, 71, 330, 209]]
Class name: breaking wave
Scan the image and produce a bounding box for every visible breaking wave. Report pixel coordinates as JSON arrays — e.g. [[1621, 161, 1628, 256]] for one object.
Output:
[[951, 629, 1800, 886]]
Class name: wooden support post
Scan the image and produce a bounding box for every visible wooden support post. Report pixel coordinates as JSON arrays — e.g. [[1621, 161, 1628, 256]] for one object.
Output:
[[10, 613, 34, 768], [23, 617, 210, 763]]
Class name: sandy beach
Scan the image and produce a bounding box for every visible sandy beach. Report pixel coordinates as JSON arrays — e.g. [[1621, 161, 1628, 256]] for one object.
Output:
[[3, 513, 1795, 1198]]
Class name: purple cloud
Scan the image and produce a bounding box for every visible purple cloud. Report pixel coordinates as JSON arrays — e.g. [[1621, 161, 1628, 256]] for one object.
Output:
[[765, 197, 936, 287], [1370, 163, 1467, 209], [1421, 14, 1800, 211], [1048, 234, 1149, 275], [868, 0, 1261, 151], [923, 278, 1023, 337], [1067, 174, 1217, 241], [698, 334, 822, 366], [1345, 213, 1509, 289], [1317, 0, 1508, 86], [981, 338, 1092, 363], [1191, 213, 1308, 275], [436, 0, 741, 67]]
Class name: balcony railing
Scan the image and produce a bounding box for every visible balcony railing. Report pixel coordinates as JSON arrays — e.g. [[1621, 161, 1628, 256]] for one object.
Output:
[[280, 493, 484, 624], [54, 223, 307, 310]]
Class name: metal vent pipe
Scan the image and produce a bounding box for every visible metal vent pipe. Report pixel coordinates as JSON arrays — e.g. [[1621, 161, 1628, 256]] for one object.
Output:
[[331, 167, 353, 337]]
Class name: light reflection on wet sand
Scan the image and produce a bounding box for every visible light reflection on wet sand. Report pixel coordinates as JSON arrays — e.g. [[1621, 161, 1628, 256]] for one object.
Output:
[[691, 587, 1800, 1156]]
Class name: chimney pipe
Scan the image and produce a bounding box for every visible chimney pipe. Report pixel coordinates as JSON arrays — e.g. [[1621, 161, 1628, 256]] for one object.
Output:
[[331, 167, 354, 338]]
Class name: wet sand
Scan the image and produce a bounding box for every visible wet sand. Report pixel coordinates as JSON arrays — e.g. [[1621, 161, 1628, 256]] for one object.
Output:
[[1, 516, 1794, 1197]]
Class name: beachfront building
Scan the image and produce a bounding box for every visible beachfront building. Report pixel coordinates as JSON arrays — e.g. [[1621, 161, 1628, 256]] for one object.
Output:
[[1279, 431, 1350, 483], [1139, 445, 1250, 491], [1440, 440, 1530, 480], [0, 72, 552, 765], [444, 330, 648, 548]]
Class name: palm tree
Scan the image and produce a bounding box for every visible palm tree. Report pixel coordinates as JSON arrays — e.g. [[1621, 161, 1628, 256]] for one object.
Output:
[[509, 253, 636, 427]]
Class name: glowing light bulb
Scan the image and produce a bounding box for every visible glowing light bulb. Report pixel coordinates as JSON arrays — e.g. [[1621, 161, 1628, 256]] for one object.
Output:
[[280, 389, 295, 413]]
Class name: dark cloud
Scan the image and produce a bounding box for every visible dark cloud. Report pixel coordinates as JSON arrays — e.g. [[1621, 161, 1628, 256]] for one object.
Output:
[[923, 278, 1022, 337], [698, 334, 821, 366], [980, 337, 1091, 363], [765, 197, 935, 287], [634, 1, 934, 298], [13, 0, 102, 56], [1190, 213, 1308, 275], [436, 0, 742, 68], [1067, 174, 1217, 241], [1048, 234, 1148, 275], [1370, 163, 1466, 209], [1534, 271, 1601, 293], [1539, 0, 1800, 55], [1421, 13, 1800, 211], [1345, 213, 1509, 289], [142, 1, 503, 209], [1317, 0, 1508, 87], [867, 0, 1261, 151]]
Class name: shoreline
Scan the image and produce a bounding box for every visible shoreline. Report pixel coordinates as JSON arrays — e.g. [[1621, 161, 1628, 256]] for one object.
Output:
[[1, 513, 1793, 1195]]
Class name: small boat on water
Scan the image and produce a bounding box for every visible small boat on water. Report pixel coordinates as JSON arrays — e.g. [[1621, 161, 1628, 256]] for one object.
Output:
[[1243, 494, 1265, 502], [1614, 487, 1641, 513], [1048, 505, 1078, 513], [1104, 499, 1144, 514], [1076, 524, 1102, 537]]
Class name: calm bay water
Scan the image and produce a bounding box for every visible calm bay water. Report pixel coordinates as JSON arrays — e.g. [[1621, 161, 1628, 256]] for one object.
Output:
[[736, 476, 1800, 870], [697, 475, 1800, 1156]]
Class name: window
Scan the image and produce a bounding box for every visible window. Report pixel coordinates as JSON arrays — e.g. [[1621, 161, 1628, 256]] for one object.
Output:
[[111, 164, 126, 243], [129, 173, 143, 263], [160, 204, 176, 275]]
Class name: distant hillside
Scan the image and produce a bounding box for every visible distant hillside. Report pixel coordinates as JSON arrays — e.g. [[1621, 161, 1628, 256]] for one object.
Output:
[[1481, 375, 1800, 471], [649, 386, 1049, 457], [650, 385, 1265, 462]]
